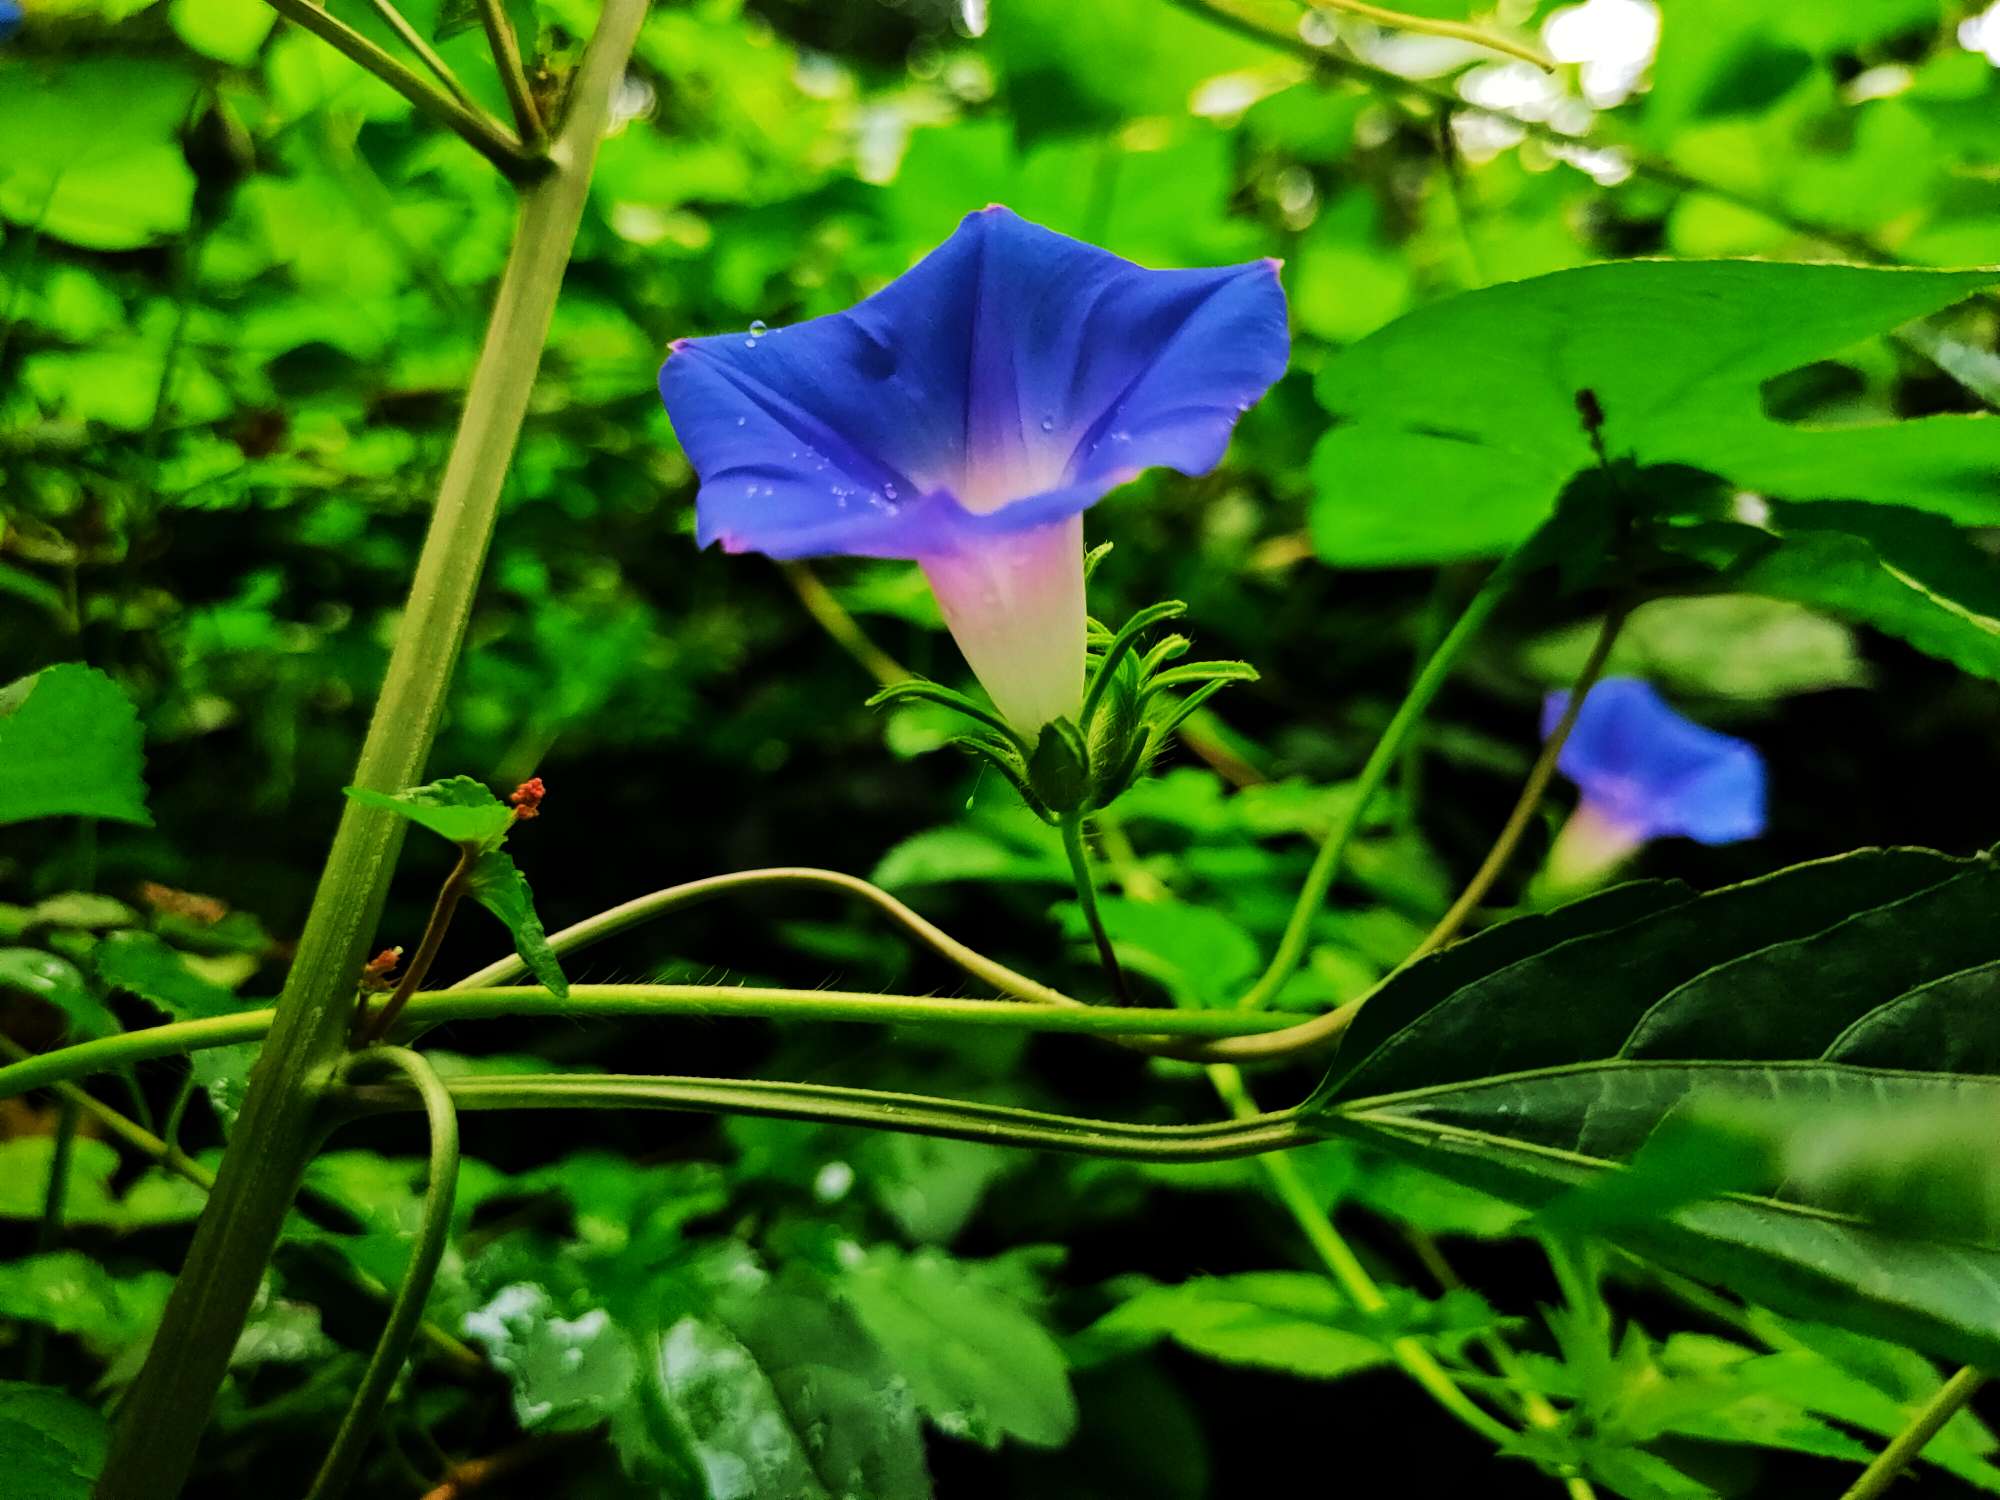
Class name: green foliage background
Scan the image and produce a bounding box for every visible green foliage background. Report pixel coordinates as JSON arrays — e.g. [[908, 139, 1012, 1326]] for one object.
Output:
[[7, 0, 2000, 1496]]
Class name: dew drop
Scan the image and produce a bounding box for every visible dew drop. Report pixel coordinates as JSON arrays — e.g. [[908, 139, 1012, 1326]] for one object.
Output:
[[749, 318, 768, 335], [1039, 416, 1054, 432], [735, 416, 746, 426], [1111, 429, 1131, 443], [743, 338, 759, 349], [883, 482, 898, 499]]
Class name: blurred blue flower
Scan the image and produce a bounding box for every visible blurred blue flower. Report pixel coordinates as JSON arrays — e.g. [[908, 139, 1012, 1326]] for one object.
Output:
[[659, 205, 1287, 730], [1540, 677, 1766, 887], [0, 0, 21, 42]]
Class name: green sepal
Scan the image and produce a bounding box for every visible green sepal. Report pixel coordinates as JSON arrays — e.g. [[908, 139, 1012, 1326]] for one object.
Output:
[[1028, 718, 1091, 815], [1080, 600, 1187, 729], [1140, 661, 1259, 705], [1136, 635, 1191, 678], [952, 736, 1051, 823], [866, 677, 1026, 753]]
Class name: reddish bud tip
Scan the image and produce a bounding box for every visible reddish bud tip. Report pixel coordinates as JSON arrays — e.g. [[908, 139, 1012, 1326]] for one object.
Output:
[[509, 777, 546, 819], [360, 946, 403, 992]]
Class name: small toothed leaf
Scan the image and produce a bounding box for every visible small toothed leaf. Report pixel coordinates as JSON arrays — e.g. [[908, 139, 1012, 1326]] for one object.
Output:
[[345, 776, 518, 849]]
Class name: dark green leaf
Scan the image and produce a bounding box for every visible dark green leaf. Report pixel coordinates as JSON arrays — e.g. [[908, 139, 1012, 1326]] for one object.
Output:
[[1623, 860, 2000, 1060], [1828, 960, 2000, 1073], [1331, 849, 1958, 1101], [1314, 879, 1697, 1105], [0, 664, 151, 828], [1316, 1061, 2000, 1370]]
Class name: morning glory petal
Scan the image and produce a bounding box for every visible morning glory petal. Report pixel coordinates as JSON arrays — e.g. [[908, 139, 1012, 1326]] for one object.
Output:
[[659, 205, 1288, 560], [1542, 677, 1767, 845]]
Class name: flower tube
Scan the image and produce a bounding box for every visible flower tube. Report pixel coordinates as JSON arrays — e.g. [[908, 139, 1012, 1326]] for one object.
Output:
[[1541, 677, 1767, 889], [659, 206, 1288, 735]]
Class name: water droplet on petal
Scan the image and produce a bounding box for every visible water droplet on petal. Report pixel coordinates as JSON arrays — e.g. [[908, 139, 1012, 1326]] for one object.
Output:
[[743, 338, 759, 349], [749, 318, 768, 334], [735, 416, 746, 426], [883, 482, 897, 499], [1111, 429, 1130, 443], [1039, 416, 1054, 432]]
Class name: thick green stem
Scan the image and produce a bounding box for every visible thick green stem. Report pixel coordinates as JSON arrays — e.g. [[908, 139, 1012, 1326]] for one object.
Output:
[[1061, 813, 1134, 1004], [1842, 1365, 1990, 1500], [1234, 561, 1515, 1011], [0, 1035, 480, 1372], [306, 1049, 460, 1500], [94, 7, 647, 1493]]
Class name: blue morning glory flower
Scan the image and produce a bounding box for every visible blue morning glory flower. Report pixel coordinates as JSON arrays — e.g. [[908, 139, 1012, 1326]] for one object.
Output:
[[659, 205, 1288, 731], [0, 0, 21, 42], [1540, 677, 1767, 886]]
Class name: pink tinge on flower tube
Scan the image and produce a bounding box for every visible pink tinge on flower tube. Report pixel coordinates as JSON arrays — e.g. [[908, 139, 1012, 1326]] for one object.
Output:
[[1540, 678, 1768, 890], [658, 206, 1289, 734]]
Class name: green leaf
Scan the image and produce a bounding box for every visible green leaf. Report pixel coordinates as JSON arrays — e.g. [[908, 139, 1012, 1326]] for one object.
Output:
[[0, 1381, 109, 1500], [872, 819, 1067, 889], [0, 1138, 202, 1230], [0, 58, 197, 250], [343, 775, 517, 848], [462, 1282, 639, 1432], [0, 1252, 173, 1346], [0, 664, 151, 828], [1319, 878, 1700, 1104], [839, 1248, 1076, 1450], [1309, 261, 1999, 565], [0, 948, 118, 1040], [1522, 596, 1867, 700], [1328, 849, 1959, 1101], [1056, 898, 1259, 1009], [1076, 1272, 1493, 1380], [1622, 860, 2000, 1061], [93, 931, 246, 1022], [466, 850, 569, 999], [1315, 1061, 2000, 1371], [1828, 959, 2000, 1074], [168, 0, 276, 64], [627, 1267, 933, 1500], [1729, 502, 2000, 684]]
